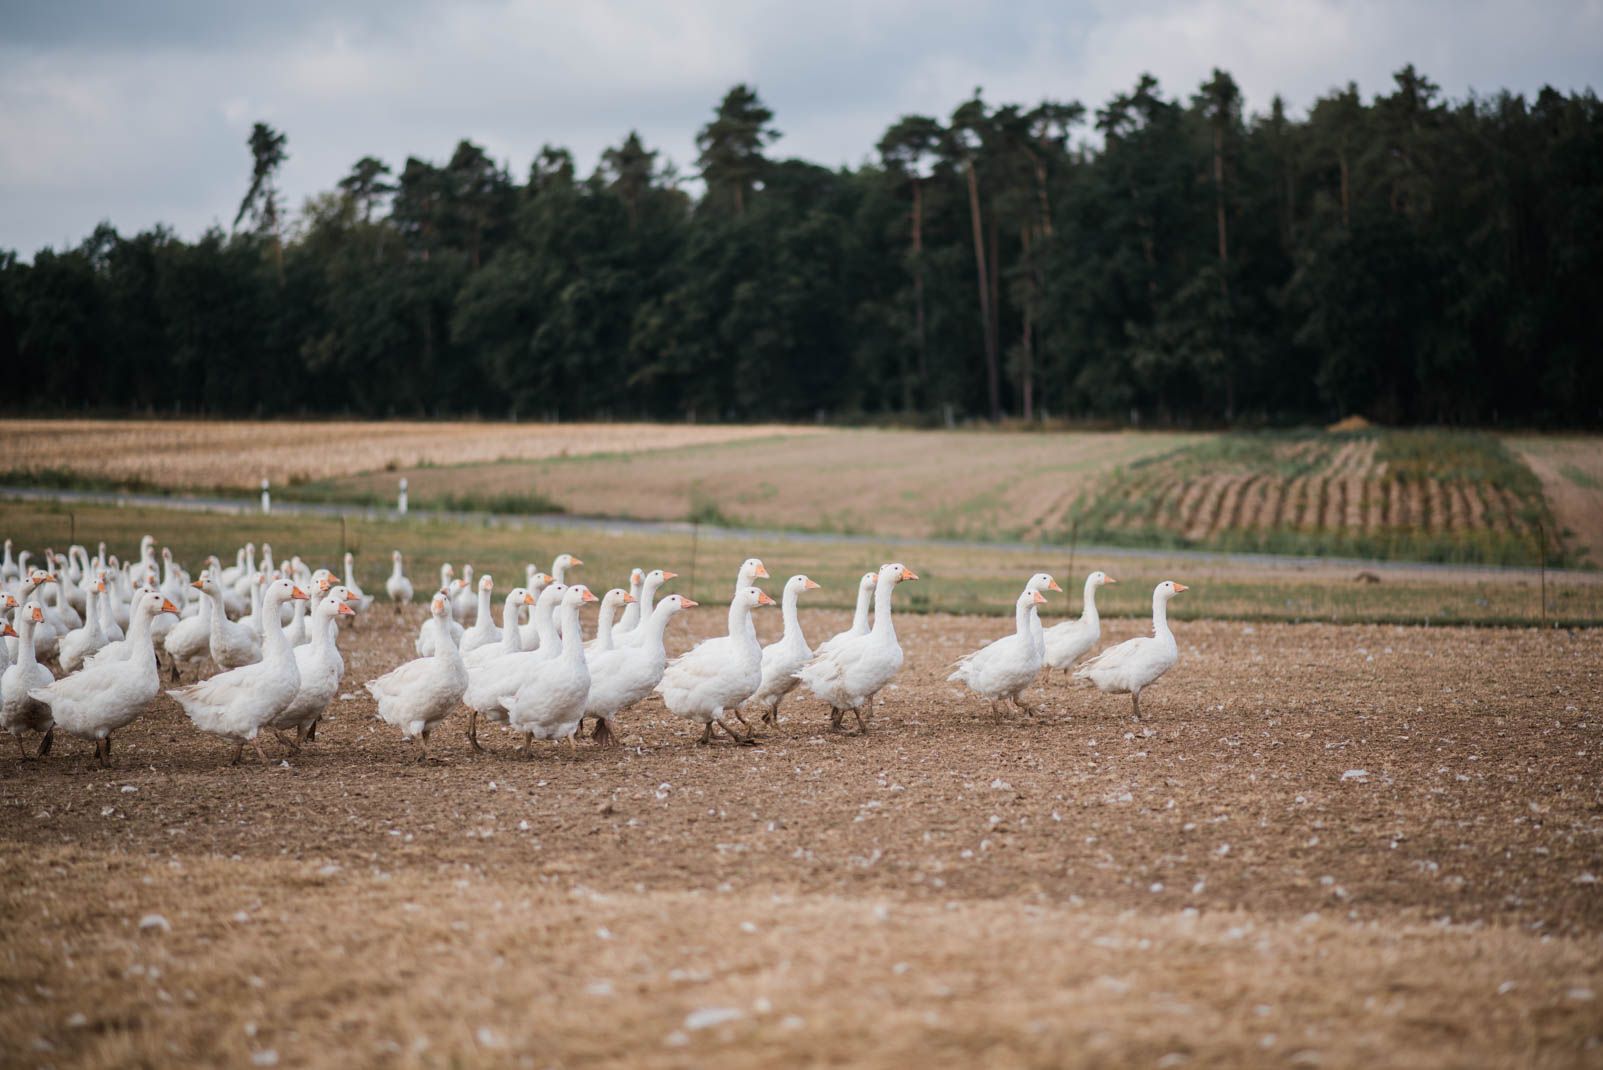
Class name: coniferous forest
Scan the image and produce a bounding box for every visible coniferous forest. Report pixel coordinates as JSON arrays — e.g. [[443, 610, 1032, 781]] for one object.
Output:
[[2, 66, 1600, 427]]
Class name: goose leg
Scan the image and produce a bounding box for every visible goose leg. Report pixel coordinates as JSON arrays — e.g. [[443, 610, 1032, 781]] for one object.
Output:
[[851, 707, 869, 735], [731, 709, 754, 732], [1131, 691, 1141, 721], [467, 710, 484, 753], [252, 738, 272, 766], [592, 718, 616, 747], [95, 737, 111, 768], [697, 722, 713, 746], [828, 708, 845, 731], [565, 733, 578, 755], [14, 735, 29, 761], [37, 726, 53, 758], [304, 718, 319, 742], [716, 718, 757, 746], [416, 728, 432, 764]]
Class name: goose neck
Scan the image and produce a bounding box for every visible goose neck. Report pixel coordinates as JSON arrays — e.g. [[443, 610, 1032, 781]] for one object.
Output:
[[781, 587, 803, 639], [869, 576, 897, 641]]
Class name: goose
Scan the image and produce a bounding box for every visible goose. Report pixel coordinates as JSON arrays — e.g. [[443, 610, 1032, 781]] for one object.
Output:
[[1022, 572, 1063, 658], [342, 552, 375, 613], [0, 539, 17, 583], [163, 581, 213, 679], [385, 550, 414, 609], [17, 570, 61, 661], [84, 585, 171, 670], [734, 558, 769, 594], [582, 594, 696, 746], [612, 568, 646, 636], [797, 563, 917, 734], [551, 553, 582, 585], [168, 578, 309, 765], [265, 587, 358, 749], [584, 588, 636, 655], [230, 543, 258, 599], [415, 584, 466, 656], [464, 582, 565, 750], [220, 544, 248, 589], [29, 590, 178, 766], [458, 575, 502, 656], [453, 564, 478, 623], [195, 569, 262, 669], [502, 585, 599, 752], [611, 569, 677, 649], [366, 593, 469, 762], [2, 603, 55, 758], [516, 572, 554, 649], [465, 587, 535, 669], [816, 572, 877, 657], [284, 592, 310, 647], [97, 572, 125, 643], [747, 574, 821, 726], [58, 579, 110, 672], [50, 557, 84, 631], [949, 588, 1049, 713], [1075, 581, 1188, 720], [656, 585, 775, 744], [37, 556, 74, 633], [1044, 571, 1115, 676]]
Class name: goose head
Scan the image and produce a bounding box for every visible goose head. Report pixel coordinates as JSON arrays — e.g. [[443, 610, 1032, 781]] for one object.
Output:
[[563, 584, 599, 610], [656, 593, 698, 616], [736, 559, 769, 587], [642, 568, 677, 594], [736, 586, 776, 611], [506, 587, 536, 609], [263, 577, 310, 610], [551, 553, 582, 578], [599, 588, 636, 613], [1025, 572, 1061, 595], [535, 583, 568, 610], [428, 592, 451, 620], [328, 584, 362, 606], [1019, 589, 1048, 610], [1155, 580, 1189, 601], [392, 550, 404, 566], [312, 569, 337, 593], [315, 592, 356, 620], [785, 575, 821, 596], [1087, 570, 1115, 588], [478, 575, 494, 593], [879, 562, 917, 585]]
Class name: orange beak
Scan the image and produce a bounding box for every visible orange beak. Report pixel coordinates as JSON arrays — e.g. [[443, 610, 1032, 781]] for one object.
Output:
[[581, 588, 598, 603], [336, 602, 356, 617], [343, 589, 361, 603], [522, 592, 536, 605], [901, 567, 919, 581], [570, 557, 584, 567], [623, 593, 637, 603], [1031, 590, 1047, 605], [319, 577, 334, 592], [534, 573, 552, 585], [803, 578, 821, 590], [291, 586, 309, 600], [1047, 579, 1062, 592], [1104, 576, 1117, 585], [756, 590, 776, 606], [661, 571, 678, 581], [0, 624, 14, 638], [680, 598, 700, 609], [96, 581, 106, 592], [160, 599, 180, 615], [1173, 583, 1189, 593], [32, 606, 45, 622], [191, 579, 205, 589], [753, 563, 770, 579], [45, 573, 58, 583]]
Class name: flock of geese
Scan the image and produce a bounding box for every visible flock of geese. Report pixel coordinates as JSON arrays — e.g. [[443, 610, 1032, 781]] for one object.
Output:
[[0, 536, 1187, 766]]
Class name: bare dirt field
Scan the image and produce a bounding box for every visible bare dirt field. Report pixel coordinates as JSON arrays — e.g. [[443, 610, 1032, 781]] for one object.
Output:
[[3, 605, 1600, 1067], [1511, 435, 1603, 567], [0, 419, 821, 490]]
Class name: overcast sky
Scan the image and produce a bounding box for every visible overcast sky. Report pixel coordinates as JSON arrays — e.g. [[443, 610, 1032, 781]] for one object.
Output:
[[3, 0, 1599, 257]]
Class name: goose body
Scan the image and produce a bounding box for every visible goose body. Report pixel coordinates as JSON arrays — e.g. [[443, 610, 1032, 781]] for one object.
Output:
[[163, 587, 214, 677], [196, 571, 262, 669], [168, 579, 309, 763], [463, 583, 566, 748], [457, 575, 501, 655], [2, 604, 56, 757], [502, 585, 598, 746], [949, 588, 1048, 710], [816, 572, 876, 657], [385, 551, 414, 606], [797, 563, 917, 733], [1044, 571, 1113, 673], [656, 586, 774, 743], [366, 593, 469, 760], [464, 587, 534, 669], [57, 580, 109, 673], [1075, 581, 1188, 719], [267, 588, 357, 744], [415, 586, 466, 655], [29, 591, 177, 764], [583, 594, 695, 745], [747, 574, 820, 725]]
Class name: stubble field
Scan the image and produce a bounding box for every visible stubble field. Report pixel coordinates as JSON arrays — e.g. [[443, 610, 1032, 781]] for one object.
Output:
[[2, 600, 1601, 1068]]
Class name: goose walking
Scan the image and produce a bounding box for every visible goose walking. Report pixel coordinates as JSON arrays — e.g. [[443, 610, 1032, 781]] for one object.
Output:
[[386, 550, 414, 609], [656, 586, 774, 744], [612, 569, 676, 649], [366, 593, 469, 761], [2, 603, 56, 758], [747, 574, 820, 726], [1075, 581, 1188, 720], [797, 563, 917, 734], [949, 588, 1049, 714], [583, 594, 696, 745], [502, 585, 598, 753], [815, 572, 876, 657], [1044, 571, 1114, 676], [265, 587, 358, 749]]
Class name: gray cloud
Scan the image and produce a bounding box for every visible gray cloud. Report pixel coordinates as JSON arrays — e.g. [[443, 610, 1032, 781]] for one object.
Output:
[[2, 0, 1598, 257]]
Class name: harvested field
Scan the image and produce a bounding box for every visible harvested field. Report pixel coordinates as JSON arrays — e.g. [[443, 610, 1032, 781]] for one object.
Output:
[[1509, 435, 1603, 567], [0, 419, 821, 491], [2, 601, 1601, 1068], [1073, 430, 1564, 566]]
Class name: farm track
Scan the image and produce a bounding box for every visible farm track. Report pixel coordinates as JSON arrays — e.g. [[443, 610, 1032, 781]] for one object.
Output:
[[1, 608, 1599, 1067]]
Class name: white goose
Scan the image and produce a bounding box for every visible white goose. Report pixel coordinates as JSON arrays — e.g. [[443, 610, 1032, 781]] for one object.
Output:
[[583, 593, 696, 745], [464, 586, 535, 669], [196, 569, 262, 669], [612, 568, 647, 636], [29, 590, 178, 766], [266, 587, 358, 748], [584, 587, 636, 655], [747, 574, 820, 726], [816, 572, 876, 657], [516, 572, 554, 649], [656, 585, 775, 744], [464, 582, 567, 750], [415, 585, 466, 656], [502, 585, 598, 752], [1022, 572, 1062, 659], [797, 562, 917, 734], [734, 557, 769, 593], [366, 592, 469, 761], [163, 582, 214, 679], [168, 578, 309, 765], [612, 569, 677, 649], [457, 575, 501, 656], [1075, 581, 1188, 720], [385, 550, 414, 608], [3, 603, 56, 758], [949, 588, 1049, 713], [453, 564, 477, 623], [1043, 571, 1114, 676], [58, 578, 109, 673], [550, 553, 582, 585], [342, 551, 375, 613], [18, 570, 61, 661]]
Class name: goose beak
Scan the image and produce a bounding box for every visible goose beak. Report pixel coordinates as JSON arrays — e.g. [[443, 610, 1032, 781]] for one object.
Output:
[[753, 563, 770, 579], [0, 624, 14, 638], [191, 578, 205, 589], [522, 593, 536, 605], [32, 606, 45, 622], [319, 578, 334, 592], [661, 571, 678, 580], [344, 589, 361, 603], [901, 567, 919, 581], [623, 593, 637, 603], [1031, 590, 1047, 605], [580, 588, 598, 603], [291, 586, 309, 600], [757, 590, 776, 606], [1047, 579, 1062, 592], [803, 578, 821, 590], [1103, 577, 1117, 584], [160, 599, 180, 614], [1173, 583, 1189, 593], [680, 598, 699, 609], [570, 557, 584, 567], [336, 602, 356, 617], [96, 581, 106, 592]]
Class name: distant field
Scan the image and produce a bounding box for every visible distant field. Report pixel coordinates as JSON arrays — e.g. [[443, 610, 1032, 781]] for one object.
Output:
[[0, 419, 819, 490], [1508, 435, 1603, 567]]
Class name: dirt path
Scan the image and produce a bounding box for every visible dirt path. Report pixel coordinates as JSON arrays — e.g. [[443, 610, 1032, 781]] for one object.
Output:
[[2, 609, 1600, 1067], [1509, 435, 1603, 566]]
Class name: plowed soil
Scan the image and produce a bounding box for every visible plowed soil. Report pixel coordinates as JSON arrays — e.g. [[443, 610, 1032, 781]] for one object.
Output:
[[2, 607, 1600, 1068]]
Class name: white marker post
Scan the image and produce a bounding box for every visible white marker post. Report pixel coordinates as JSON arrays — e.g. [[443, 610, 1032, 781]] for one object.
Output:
[[260, 478, 271, 515], [398, 477, 409, 516]]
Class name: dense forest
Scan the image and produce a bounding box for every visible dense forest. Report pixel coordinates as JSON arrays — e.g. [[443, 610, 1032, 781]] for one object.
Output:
[[1, 66, 1599, 426]]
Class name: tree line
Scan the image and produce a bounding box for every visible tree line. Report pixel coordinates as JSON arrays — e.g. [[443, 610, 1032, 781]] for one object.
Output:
[[2, 66, 1599, 426]]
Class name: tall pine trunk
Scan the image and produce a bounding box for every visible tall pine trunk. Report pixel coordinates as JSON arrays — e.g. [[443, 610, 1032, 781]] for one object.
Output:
[[965, 157, 1000, 422], [912, 178, 928, 402]]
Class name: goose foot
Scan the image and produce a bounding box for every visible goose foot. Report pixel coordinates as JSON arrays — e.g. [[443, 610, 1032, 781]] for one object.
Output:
[[467, 711, 484, 753], [95, 737, 112, 768], [229, 742, 245, 766], [37, 727, 53, 758], [14, 735, 32, 761], [252, 738, 274, 767], [851, 708, 869, 735], [731, 710, 754, 732], [592, 719, 617, 747], [303, 718, 319, 743], [697, 722, 714, 746], [828, 708, 845, 732], [273, 729, 301, 754], [716, 719, 758, 746]]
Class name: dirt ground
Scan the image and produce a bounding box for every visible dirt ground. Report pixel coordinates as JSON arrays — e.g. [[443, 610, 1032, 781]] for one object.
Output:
[[1510, 436, 1603, 567], [2, 606, 1601, 1068]]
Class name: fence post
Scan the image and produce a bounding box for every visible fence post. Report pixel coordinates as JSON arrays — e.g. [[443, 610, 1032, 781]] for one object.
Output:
[[1538, 520, 1547, 629], [260, 479, 271, 515], [398, 478, 409, 516], [688, 520, 699, 604]]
